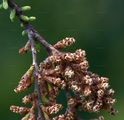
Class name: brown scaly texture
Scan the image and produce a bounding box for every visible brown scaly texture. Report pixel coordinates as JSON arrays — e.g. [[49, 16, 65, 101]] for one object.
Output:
[[0, 0, 117, 119], [10, 37, 117, 120]]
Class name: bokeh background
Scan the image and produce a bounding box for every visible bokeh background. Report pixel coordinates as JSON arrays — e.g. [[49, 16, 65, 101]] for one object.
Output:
[[0, 0, 124, 119]]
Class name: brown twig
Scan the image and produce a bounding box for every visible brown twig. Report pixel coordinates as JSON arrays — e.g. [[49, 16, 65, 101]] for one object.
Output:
[[28, 30, 45, 120], [7, 0, 57, 119]]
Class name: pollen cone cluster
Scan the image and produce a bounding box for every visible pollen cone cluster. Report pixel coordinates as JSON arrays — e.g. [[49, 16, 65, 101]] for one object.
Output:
[[10, 38, 117, 120]]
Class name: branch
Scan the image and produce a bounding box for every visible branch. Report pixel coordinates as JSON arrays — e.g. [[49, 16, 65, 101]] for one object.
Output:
[[7, 0, 56, 119], [8, 0, 56, 55], [1, 1, 117, 120], [28, 30, 45, 120]]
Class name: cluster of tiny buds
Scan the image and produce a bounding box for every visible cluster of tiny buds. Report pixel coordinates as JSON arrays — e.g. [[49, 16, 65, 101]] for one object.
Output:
[[10, 106, 30, 115], [44, 104, 63, 115], [14, 65, 34, 93], [54, 37, 75, 49], [10, 37, 117, 120]]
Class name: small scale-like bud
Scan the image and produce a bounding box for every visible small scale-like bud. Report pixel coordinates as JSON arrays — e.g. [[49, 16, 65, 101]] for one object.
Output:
[[79, 60, 89, 70], [83, 100, 94, 112], [42, 67, 61, 76], [62, 53, 75, 62], [100, 77, 109, 83], [44, 76, 66, 89], [97, 89, 104, 98], [10, 105, 30, 115], [62, 50, 86, 63], [107, 89, 115, 96], [75, 49, 86, 62], [75, 49, 86, 55], [83, 75, 93, 85], [45, 55, 62, 64], [44, 104, 63, 115], [21, 6, 31, 11], [98, 83, 109, 89], [64, 67, 74, 79], [83, 86, 91, 96], [70, 83, 81, 92]]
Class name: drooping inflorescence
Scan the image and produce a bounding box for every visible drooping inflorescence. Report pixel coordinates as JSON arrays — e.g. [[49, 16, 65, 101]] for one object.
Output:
[[0, 0, 117, 120], [10, 37, 117, 120]]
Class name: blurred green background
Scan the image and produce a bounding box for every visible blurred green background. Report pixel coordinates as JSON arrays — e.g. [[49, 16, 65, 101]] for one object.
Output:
[[0, 0, 124, 119]]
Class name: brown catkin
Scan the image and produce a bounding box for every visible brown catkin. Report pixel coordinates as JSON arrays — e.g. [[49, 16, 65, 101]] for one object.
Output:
[[54, 37, 75, 49]]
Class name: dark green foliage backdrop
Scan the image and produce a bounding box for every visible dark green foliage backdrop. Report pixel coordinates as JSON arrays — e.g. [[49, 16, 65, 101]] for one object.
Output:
[[0, 0, 124, 119]]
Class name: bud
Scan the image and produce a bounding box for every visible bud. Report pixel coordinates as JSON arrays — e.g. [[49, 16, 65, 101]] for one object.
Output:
[[10, 9, 16, 22], [21, 15, 29, 22], [19, 41, 31, 55], [29, 16, 36, 21], [21, 6, 31, 11], [22, 30, 27, 36], [2, 0, 8, 9]]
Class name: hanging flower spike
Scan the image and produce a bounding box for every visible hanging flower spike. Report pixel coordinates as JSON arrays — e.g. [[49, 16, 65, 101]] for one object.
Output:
[[14, 65, 34, 93]]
